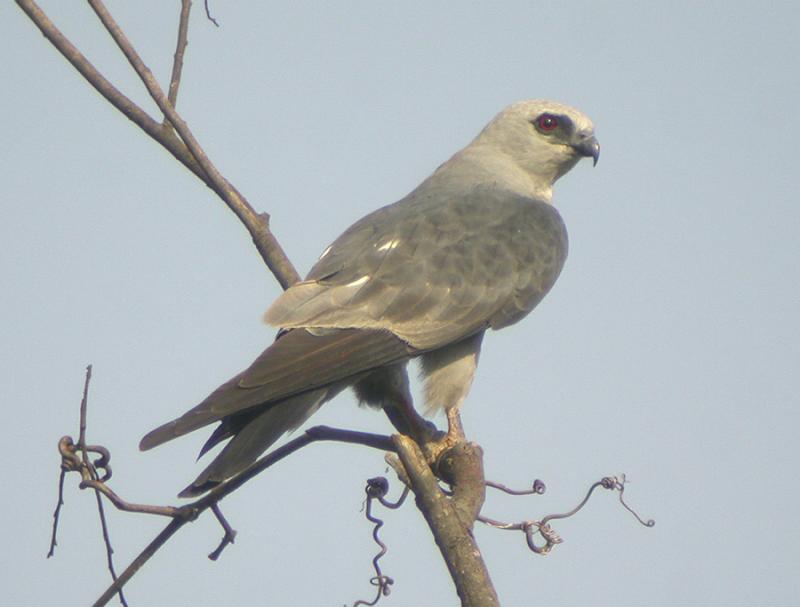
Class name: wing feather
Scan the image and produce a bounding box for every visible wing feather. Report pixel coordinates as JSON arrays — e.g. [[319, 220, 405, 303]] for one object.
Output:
[[266, 187, 568, 350], [139, 328, 414, 450]]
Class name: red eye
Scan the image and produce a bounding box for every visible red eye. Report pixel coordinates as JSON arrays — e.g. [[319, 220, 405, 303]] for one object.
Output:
[[537, 114, 559, 132]]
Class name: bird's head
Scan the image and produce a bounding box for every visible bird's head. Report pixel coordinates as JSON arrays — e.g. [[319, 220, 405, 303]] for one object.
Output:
[[472, 99, 599, 200]]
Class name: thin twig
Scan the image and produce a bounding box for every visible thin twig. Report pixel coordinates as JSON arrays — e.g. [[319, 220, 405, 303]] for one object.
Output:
[[47, 469, 67, 558], [478, 475, 655, 556], [93, 518, 186, 607], [376, 485, 409, 510], [613, 475, 656, 528], [353, 478, 406, 607], [541, 476, 641, 526], [93, 488, 128, 607], [15, 0, 300, 289], [208, 504, 237, 561], [486, 478, 546, 496], [91, 426, 395, 606], [86, 0, 300, 289], [204, 0, 219, 26], [57, 436, 178, 517], [71, 366, 128, 605], [77, 364, 92, 447], [165, 0, 192, 114], [15, 1, 202, 177]]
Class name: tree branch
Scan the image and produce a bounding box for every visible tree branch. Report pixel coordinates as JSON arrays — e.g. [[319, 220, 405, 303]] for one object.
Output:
[[393, 435, 499, 607], [88, 426, 395, 606], [15, 0, 300, 288], [86, 0, 300, 288], [165, 0, 192, 113]]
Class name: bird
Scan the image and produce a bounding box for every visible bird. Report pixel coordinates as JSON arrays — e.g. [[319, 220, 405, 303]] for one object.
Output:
[[140, 100, 599, 497]]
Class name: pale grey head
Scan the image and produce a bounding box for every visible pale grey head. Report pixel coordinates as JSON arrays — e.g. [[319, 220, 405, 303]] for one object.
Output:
[[432, 99, 599, 202]]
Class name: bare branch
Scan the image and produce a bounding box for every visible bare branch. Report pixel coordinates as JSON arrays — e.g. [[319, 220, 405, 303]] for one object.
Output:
[[196, 426, 394, 504], [204, 0, 220, 27], [87, 425, 394, 605], [15, 1, 202, 178], [77, 364, 92, 447], [15, 0, 300, 289], [393, 435, 499, 607], [166, 0, 192, 113], [208, 504, 237, 561], [47, 469, 66, 558], [94, 518, 186, 607], [68, 366, 129, 605], [433, 441, 487, 527], [52, 378, 397, 606], [93, 487, 128, 607], [86, 0, 300, 288]]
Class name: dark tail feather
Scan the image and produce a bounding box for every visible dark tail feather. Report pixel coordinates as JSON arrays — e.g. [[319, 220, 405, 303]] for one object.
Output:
[[178, 387, 331, 497], [140, 328, 413, 452]]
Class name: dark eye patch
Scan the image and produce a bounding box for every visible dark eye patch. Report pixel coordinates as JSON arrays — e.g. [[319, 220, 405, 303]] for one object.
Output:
[[532, 113, 575, 136]]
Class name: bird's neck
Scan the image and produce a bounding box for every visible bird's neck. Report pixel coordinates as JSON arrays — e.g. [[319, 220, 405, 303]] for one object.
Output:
[[424, 143, 554, 203]]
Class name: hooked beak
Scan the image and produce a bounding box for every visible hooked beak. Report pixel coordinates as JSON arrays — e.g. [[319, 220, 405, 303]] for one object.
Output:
[[573, 134, 600, 166]]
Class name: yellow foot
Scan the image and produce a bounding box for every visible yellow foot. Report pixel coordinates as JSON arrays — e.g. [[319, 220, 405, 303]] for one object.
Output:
[[421, 408, 466, 463]]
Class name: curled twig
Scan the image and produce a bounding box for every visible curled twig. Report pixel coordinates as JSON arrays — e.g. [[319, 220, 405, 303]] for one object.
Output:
[[78, 367, 126, 607], [51, 377, 394, 607], [486, 478, 546, 496], [353, 478, 409, 606], [82, 425, 393, 606], [478, 474, 655, 556], [523, 521, 564, 555], [50, 366, 129, 605], [541, 475, 655, 528], [612, 475, 657, 528]]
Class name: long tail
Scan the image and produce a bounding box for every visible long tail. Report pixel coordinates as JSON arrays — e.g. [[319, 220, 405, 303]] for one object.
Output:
[[138, 328, 413, 496], [179, 387, 333, 497], [139, 328, 413, 452]]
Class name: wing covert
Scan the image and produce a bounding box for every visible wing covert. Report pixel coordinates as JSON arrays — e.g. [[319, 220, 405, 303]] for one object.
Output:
[[266, 186, 568, 350]]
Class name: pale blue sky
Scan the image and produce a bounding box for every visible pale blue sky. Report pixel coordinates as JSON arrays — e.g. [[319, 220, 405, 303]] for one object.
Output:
[[3, 2, 799, 605]]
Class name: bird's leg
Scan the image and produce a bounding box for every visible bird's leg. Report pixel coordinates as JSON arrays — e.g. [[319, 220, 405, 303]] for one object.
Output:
[[445, 407, 466, 441], [357, 364, 441, 443], [388, 392, 441, 445], [416, 332, 482, 461]]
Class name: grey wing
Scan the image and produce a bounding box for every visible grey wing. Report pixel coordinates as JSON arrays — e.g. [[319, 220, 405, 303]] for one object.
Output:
[[266, 186, 568, 350], [139, 328, 414, 451]]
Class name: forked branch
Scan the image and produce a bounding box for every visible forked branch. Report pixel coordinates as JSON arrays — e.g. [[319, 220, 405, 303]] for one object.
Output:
[[16, 0, 299, 288]]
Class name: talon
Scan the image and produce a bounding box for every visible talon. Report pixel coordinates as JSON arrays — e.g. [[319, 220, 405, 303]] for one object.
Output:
[[420, 408, 466, 463]]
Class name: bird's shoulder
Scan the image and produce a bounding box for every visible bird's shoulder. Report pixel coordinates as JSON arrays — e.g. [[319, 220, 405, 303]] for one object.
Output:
[[307, 185, 565, 285]]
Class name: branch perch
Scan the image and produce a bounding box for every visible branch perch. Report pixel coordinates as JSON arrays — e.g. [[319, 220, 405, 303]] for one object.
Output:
[[393, 435, 499, 607], [85, 426, 395, 606]]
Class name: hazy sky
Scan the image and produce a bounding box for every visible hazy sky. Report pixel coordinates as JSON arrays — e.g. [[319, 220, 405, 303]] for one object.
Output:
[[3, 2, 799, 605]]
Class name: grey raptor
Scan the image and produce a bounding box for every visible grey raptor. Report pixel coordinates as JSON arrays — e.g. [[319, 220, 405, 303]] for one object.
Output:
[[140, 100, 600, 497]]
